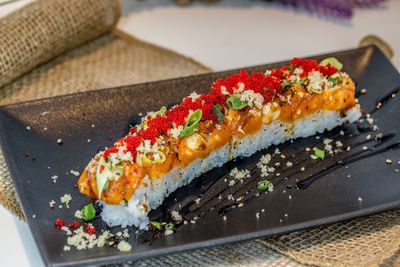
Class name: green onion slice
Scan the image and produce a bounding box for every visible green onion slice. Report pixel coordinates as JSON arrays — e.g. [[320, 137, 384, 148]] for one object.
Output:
[[165, 223, 174, 231], [257, 180, 273, 191], [152, 106, 167, 117], [180, 109, 202, 137], [81, 203, 95, 221], [142, 150, 167, 165], [212, 104, 224, 124], [320, 57, 343, 70], [328, 76, 339, 86], [226, 95, 247, 110], [314, 148, 325, 159], [150, 221, 162, 230], [96, 157, 112, 199]]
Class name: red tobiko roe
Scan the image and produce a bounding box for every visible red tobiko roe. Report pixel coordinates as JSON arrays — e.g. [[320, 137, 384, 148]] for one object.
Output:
[[290, 57, 319, 77], [212, 69, 282, 103], [69, 220, 80, 230], [85, 223, 96, 235], [103, 146, 118, 160], [123, 135, 142, 156], [55, 218, 66, 229], [101, 58, 336, 158], [147, 115, 171, 135], [318, 64, 338, 77]]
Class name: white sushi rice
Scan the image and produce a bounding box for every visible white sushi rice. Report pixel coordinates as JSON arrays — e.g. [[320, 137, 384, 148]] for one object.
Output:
[[101, 106, 361, 229]]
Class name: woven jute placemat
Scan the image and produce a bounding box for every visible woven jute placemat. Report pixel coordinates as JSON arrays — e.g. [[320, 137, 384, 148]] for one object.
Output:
[[0, 0, 399, 266]]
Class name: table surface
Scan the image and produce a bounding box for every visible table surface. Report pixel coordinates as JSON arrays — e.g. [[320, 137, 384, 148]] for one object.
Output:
[[0, 0, 399, 266]]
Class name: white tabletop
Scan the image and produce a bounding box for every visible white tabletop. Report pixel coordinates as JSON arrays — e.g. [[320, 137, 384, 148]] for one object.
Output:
[[0, 0, 399, 266]]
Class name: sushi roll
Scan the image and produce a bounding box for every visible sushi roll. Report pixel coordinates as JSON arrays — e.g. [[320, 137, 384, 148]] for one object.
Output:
[[78, 57, 361, 229]]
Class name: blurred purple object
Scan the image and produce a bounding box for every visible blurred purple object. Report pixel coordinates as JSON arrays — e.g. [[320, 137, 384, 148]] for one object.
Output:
[[276, 0, 387, 18]]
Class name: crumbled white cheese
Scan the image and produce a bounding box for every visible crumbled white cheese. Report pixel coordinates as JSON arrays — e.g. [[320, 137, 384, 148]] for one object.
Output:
[[188, 91, 201, 100], [117, 241, 132, 252], [164, 229, 174, 236], [171, 210, 183, 223], [307, 71, 326, 94], [60, 194, 72, 208], [170, 125, 183, 138], [229, 167, 250, 183], [237, 90, 264, 109], [70, 170, 80, 177], [51, 175, 58, 183], [75, 210, 82, 219], [49, 200, 56, 208]]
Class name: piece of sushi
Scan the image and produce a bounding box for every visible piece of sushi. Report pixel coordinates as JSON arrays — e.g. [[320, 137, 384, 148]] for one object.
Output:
[[78, 57, 361, 229]]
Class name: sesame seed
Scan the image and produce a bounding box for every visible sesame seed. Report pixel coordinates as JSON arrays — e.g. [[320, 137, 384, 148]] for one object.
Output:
[[300, 167, 305, 171], [223, 216, 227, 221], [358, 197, 363, 201], [26, 126, 31, 131], [386, 159, 393, 164], [360, 88, 367, 94], [57, 139, 63, 145], [362, 146, 368, 150], [238, 203, 244, 208]]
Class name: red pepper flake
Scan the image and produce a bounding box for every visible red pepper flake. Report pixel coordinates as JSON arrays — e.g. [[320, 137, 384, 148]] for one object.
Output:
[[55, 218, 66, 229], [68, 220, 80, 230], [85, 223, 96, 235], [99, 165, 105, 173]]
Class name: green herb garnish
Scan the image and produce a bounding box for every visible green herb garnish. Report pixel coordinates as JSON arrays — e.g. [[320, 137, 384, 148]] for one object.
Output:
[[212, 104, 224, 124], [257, 180, 273, 191], [328, 76, 339, 85], [96, 157, 112, 199], [165, 223, 174, 231], [314, 148, 325, 159], [226, 95, 247, 110], [180, 109, 202, 137], [320, 57, 343, 70], [150, 221, 162, 230], [281, 80, 291, 90], [81, 203, 95, 221]]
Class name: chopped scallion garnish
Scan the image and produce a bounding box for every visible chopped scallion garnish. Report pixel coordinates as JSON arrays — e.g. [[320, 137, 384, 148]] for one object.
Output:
[[180, 109, 202, 137], [150, 221, 162, 230], [165, 223, 174, 231], [257, 180, 273, 191], [81, 203, 95, 221], [314, 148, 325, 159], [328, 76, 339, 85]]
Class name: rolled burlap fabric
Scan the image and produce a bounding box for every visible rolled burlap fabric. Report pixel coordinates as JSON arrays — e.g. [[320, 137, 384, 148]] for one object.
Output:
[[0, 0, 120, 88]]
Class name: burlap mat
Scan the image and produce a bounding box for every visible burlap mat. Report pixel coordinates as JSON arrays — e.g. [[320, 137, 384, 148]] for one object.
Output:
[[0, 0, 399, 266]]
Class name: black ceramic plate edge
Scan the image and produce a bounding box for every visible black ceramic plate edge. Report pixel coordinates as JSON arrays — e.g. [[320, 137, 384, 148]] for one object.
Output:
[[0, 45, 399, 267]]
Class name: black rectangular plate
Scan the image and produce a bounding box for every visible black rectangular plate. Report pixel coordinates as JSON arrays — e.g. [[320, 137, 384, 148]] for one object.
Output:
[[1, 46, 400, 267]]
